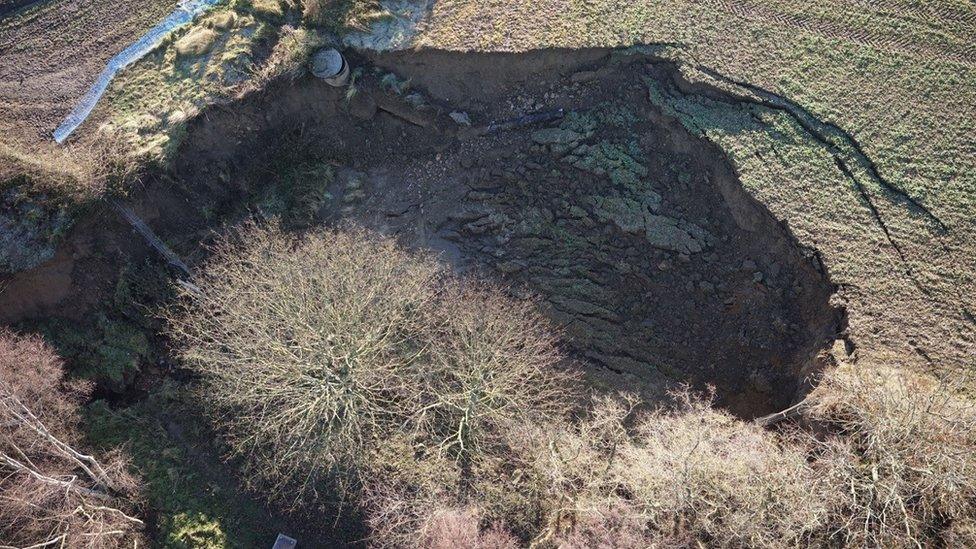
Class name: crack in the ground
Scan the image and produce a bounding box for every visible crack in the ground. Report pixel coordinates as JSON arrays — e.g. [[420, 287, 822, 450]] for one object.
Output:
[[831, 156, 931, 297], [693, 65, 948, 233], [648, 57, 975, 356], [700, 69, 976, 331]]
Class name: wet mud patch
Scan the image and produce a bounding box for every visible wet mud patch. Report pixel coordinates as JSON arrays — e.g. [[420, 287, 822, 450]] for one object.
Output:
[[5, 48, 844, 418]]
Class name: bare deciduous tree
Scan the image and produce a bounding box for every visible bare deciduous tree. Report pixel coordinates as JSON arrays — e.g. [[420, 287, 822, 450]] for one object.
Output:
[[0, 330, 143, 549], [164, 224, 578, 515]]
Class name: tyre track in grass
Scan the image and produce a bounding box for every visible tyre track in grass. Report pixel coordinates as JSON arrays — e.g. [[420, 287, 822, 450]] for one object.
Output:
[[693, 0, 976, 68]]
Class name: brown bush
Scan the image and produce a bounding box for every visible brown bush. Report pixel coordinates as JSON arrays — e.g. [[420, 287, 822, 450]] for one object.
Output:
[[808, 364, 976, 547], [0, 329, 143, 548], [164, 223, 577, 532], [496, 390, 832, 548], [419, 507, 518, 549]]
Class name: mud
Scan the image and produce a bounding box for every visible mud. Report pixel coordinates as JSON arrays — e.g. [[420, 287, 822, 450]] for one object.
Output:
[[0, 48, 844, 417]]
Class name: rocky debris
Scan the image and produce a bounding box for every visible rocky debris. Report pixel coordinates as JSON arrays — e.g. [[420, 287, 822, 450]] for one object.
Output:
[[450, 206, 492, 223], [584, 350, 650, 376], [495, 260, 524, 273], [463, 212, 510, 235], [449, 111, 472, 126], [532, 128, 583, 145], [549, 295, 620, 322], [570, 70, 598, 83], [347, 93, 377, 120], [590, 195, 709, 254]]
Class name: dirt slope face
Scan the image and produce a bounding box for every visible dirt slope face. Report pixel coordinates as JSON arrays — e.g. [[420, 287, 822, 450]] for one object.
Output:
[[1, 49, 843, 417]]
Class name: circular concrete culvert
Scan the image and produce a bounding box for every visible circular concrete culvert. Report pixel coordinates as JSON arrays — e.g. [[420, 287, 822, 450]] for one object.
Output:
[[311, 48, 350, 87]]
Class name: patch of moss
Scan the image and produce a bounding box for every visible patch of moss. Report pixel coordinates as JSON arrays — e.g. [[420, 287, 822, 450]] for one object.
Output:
[[84, 385, 271, 548], [559, 111, 598, 137]]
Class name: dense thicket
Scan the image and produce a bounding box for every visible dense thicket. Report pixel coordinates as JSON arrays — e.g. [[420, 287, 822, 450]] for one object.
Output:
[[0, 330, 143, 548]]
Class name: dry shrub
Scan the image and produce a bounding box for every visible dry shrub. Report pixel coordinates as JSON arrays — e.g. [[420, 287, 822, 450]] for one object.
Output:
[[808, 364, 976, 547], [507, 390, 831, 548], [1, 141, 92, 197], [165, 223, 577, 537], [620, 391, 830, 546], [422, 282, 573, 461], [167, 224, 440, 500], [0, 329, 143, 548], [1, 131, 139, 200], [301, 0, 334, 26], [419, 507, 518, 549], [554, 501, 661, 549]]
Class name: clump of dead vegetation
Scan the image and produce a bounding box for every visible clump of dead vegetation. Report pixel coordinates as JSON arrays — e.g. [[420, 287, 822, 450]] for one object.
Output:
[[0, 329, 143, 548], [807, 365, 976, 547], [301, 0, 388, 31], [0, 130, 140, 199], [165, 224, 976, 548]]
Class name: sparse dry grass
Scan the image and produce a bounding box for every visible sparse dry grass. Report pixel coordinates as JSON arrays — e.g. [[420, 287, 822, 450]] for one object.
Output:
[[0, 130, 139, 200], [302, 0, 385, 30]]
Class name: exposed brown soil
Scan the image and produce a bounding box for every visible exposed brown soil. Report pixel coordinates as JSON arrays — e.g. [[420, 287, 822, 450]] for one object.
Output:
[[0, 48, 844, 420]]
